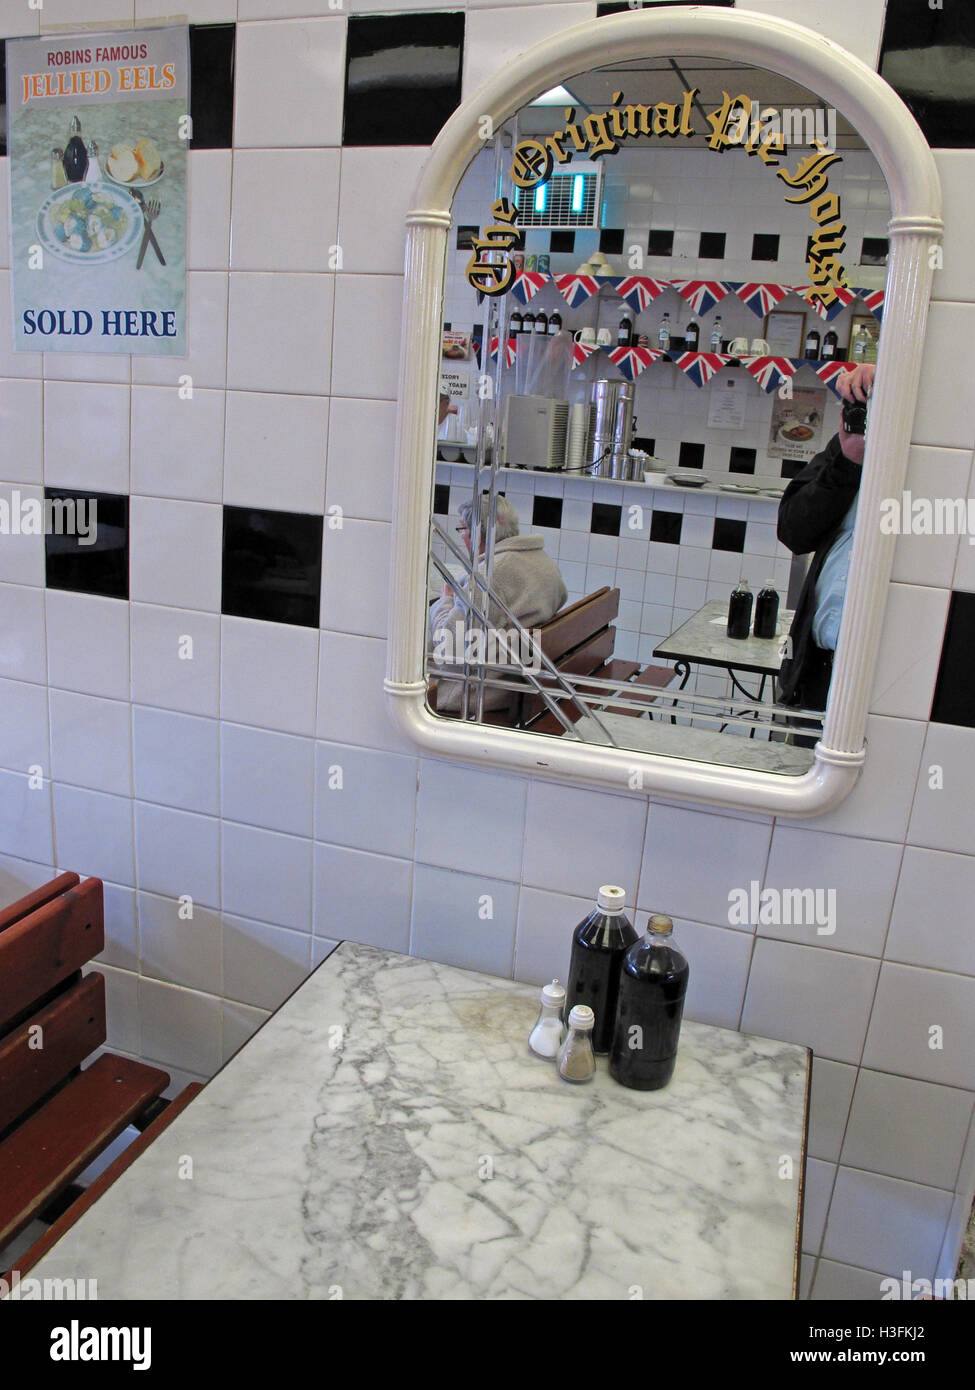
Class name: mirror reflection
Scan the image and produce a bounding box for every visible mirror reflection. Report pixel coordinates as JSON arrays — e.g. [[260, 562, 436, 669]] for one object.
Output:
[[426, 57, 889, 775]]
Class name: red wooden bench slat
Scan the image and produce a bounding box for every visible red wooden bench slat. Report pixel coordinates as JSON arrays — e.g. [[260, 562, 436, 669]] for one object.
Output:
[[5, 1083, 204, 1282], [0, 877, 104, 1036], [0, 872, 79, 935], [0, 973, 107, 1134], [0, 1053, 170, 1250]]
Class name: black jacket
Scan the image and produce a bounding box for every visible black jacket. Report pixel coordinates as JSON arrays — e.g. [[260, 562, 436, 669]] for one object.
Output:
[[776, 433, 862, 708]]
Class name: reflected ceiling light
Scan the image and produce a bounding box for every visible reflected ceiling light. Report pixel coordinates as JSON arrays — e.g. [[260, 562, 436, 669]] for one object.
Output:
[[531, 84, 576, 106]]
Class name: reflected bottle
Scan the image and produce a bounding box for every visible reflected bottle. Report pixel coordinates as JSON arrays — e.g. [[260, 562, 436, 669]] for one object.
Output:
[[609, 914, 689, 1091], [753, 580, 779, 639], [564, 885, 639, 1054], [727, 579, 753, 638]]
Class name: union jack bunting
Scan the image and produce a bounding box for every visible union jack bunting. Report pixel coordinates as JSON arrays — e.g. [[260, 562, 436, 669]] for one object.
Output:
[[853, 288, 885, 321], [810, 360, 859, 397], [796, 284, 857, 321], [572, 340, 602, 368], [670, 279, 733, 316], [605, 345, 665, 380], [669, 351, 732, 387], [488, 335, 519, 367], [740, 355, 800, 393], [551, 272, 602, 308], [511, 272, 548, 305], [611, 276, 670, 313], [732, 282, 792, 318]]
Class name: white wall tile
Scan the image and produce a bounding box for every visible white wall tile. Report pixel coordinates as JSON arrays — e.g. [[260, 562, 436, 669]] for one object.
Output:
[[130, 386, 225, 503], [187, 150, 232, 270], [841, 1070, 974, 1191], [0, 483, 45, 585], [329, 275, 402, 400], [221, 722, 315, 837], [932, 151, 975, 305], [101, 965, 140, 1057], [890, 446, 970, 589], [671, 917, 752, 1030], [638, 802, 771, 928], [231, 149, 340, 272], [43, 382, 129, 492], [0, 379, 43, 482], [220, 616, 319, 735], [223, 913, 311, 1010], [810, 1258, 885, 1300], [132, 706, 220, 816], [513, 884, 594, 986], [98, 881, 138, 972], [42, 351, 130, 386], [222, 821, 313, 931], [911, 303, 975, 450], [312, 842, 412, 950], [337, 147, 429, 274], [46, 590, 129, 700], [138, 891, 223, 995], [316, 631, 413, 754], [324, 396, 396, 522], [464, 3, 593, 96], [908, 723, 975, 857], [321, 518, 390, 637], [227, 272, 334, 395], [49, 689, 131, 796], [954, 453, 975, 593], [135, 801, 221, 909], [132, 272, 229, 389], [222, 999, 270, 1065], [0, 0, 39, 35], [41, 0, 133, 20], [802, 1158, 835, 1257], [130, 604, 221, 717], [0, 768, 52, 863], [742, 938, 879, 1065], [862, 962, 975, 1090], [809, 714, 927, 843], [53, 782, 133, 885], [234, 18, 346, 148], [869, 584, 950, 720], [0, 582, 46, 683], [823, 1168, 953, 1278], [139, 976, 223, 1076], [0, 272, 42, 379], [0, 676, 48, 775], [314, 741, 417, 858], [224, 391, 328, 513], [760, 825, 901, 957], [415, 759, 527, 882], [886, 846, 975, 977], [129, 497, 223, 610], [412, 863, 518, 976], [523, 779, 647, 899], [741, 0, 887, 68], [808, 1057, 856, 1163]]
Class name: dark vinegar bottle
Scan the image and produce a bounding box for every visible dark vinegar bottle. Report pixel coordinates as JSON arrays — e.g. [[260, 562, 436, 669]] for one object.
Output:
[[726, 579, 752, 638], [753, 579, 779, 639], [564, 886, 639, 1054], [610, 914, 689, 1091]]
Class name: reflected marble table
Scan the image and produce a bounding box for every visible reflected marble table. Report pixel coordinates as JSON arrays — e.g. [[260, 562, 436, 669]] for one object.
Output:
[[26, 943, 810, 1300]]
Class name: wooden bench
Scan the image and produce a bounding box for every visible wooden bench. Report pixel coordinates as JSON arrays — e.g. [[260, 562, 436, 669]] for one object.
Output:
[[0, 873, 202, 1279]]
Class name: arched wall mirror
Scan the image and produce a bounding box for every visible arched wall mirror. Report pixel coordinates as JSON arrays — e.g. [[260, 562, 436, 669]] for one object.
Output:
[[386, 8, 943, 818]]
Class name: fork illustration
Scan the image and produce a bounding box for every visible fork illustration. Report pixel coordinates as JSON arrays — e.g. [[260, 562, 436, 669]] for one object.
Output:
[[134, 195, 166, 270]]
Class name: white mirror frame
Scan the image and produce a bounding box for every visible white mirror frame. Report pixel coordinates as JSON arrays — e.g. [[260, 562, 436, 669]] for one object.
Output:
[[385, 6, 943, 818]]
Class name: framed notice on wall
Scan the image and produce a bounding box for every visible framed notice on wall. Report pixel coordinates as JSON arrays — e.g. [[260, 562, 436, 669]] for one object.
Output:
[[5, 26, 189, 355]]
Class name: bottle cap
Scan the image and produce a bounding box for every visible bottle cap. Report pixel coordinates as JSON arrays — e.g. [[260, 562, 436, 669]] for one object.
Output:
[[597, 885, 626, 913], [648, 913, 674, 936], [567, 1005, 594, 1029], [69, 116, 82, 134], [541, 979, 565, 1005]]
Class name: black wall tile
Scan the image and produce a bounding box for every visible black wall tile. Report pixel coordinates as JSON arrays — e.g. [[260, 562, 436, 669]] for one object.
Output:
[[433, 484, 450, 515], [45, 489, 128, 600], [648, 229, 674, 257], [679, 441, 705, 470], [729, 447, 757, 475], [632, 435, 655, 455], [712, 517, 747, 553], [931, 590, 975, 728], [861, 236, 889, 266], [550, 230, 576, 254], [222, 506, 323, 628], [599, 227, 625, 255], [781, 459, 804, 480], [880, 0, 975, 148], [699, 231, 726, 259], [533, 495, 563, 529], [751, 233, 780, 261], [457, 226, 478, 249], [343, 13, 464, 146], [190, 24, 236, 150], [597, 0, 731, 11], [0, 43, 5, 157], [650, 510, 682, 545], [591, 502, 622, 536]]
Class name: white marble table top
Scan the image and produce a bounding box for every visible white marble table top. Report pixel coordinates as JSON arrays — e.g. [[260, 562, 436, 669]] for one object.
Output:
[[27, 943, 809, 1301], [655, 599, 796, 676], [573, 711, 816, 775]]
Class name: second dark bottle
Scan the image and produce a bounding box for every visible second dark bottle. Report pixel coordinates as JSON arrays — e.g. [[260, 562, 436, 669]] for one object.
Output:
[[564, 885, 639, 1054]]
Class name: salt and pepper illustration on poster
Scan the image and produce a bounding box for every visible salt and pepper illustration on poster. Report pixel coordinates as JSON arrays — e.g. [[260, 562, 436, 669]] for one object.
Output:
[[5, 26, 188, 355]]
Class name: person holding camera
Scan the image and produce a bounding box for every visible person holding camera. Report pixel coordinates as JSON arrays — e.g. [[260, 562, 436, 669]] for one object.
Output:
[[776, 361, 874, 715]]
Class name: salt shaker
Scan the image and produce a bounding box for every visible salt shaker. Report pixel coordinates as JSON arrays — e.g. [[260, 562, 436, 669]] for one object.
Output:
[[528, 979, 566, 1059], [557, 1005, 596, 1084], [84, 139, 101, 183]]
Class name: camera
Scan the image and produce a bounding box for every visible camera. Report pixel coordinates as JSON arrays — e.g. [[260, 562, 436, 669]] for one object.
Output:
[[841, 399, 868, 436]]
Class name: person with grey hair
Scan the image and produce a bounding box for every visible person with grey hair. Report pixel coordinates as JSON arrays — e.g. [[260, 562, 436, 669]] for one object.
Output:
[[429, 493, 567, 712]]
